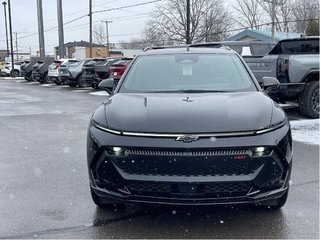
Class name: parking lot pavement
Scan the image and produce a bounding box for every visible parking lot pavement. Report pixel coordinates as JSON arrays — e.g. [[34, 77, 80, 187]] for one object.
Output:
[[0, 78, 319, 239]]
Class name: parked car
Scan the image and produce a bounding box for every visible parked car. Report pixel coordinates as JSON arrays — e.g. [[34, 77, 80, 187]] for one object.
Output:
[[243, 37, 319, 118], [20, 60, 37, 81], [79, 58, 120, 88], [48, 59, 77, 84], [32, 59, 53, 83], [0, 62, 22, 77], [109, 58, 133, 86], [87, 45, 292, 209], [58, 59, 89, 87]]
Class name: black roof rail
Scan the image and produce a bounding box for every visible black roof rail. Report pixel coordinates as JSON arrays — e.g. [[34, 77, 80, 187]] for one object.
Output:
[[143, 45, 189, 52], [142, 42, 234, 52], [189, 42, 223, 48]]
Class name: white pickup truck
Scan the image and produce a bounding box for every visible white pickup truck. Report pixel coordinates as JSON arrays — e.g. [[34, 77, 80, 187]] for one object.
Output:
[[243, 37, 319, 118]]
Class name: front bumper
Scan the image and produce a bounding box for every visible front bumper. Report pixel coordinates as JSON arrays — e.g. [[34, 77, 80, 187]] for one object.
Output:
[[87, 122, 292, 205]]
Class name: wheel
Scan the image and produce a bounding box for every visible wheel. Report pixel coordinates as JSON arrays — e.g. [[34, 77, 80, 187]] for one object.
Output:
[[262, 188, 289, 210], [53, 77, 61, 85], [68, 82, 77, 87], [78, 74, 87, 88], [91, 83, 99, 89], [39, 73, 48, 83], [11, 69, 20, 77], [298, 81, 319, 119], [90, 186, 124, 209], [46, 76, 53, 84]]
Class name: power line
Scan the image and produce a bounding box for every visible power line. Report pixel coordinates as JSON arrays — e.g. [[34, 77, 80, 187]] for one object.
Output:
[[92, 0, 162, 14], [17, 0, 161, 40]]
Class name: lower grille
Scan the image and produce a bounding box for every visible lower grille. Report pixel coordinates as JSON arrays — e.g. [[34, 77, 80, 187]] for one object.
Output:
[[126, 181, 251, 197]]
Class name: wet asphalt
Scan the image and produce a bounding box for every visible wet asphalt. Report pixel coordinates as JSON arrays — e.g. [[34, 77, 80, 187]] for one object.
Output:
[[0, 78, 318, 239]]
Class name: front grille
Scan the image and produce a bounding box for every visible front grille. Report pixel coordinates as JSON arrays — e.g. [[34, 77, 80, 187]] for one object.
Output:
[[128, 149, 248, 156], [127, 181, 171, 192], [113, 148, 262, 177]]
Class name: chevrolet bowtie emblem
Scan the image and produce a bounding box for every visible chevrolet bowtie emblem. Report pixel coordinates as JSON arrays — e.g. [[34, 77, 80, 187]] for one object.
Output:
[[176, 135, 199, 142]]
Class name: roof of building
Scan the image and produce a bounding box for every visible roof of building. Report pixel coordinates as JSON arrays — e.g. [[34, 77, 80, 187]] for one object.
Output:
[[226, 29, 303, 42], [55, 41, 107, 49]]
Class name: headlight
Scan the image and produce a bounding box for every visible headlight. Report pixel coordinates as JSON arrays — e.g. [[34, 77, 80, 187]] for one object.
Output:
[[250, 147, 272, 157], [106, 147, 129, 157]]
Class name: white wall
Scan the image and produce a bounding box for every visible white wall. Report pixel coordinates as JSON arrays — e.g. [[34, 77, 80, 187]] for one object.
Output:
[[74, 47, 86, 59]]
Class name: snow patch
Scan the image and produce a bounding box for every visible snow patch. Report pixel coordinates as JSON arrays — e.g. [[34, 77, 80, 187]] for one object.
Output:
[[89, 91, 109, 96], [290, 119, 319, 145]]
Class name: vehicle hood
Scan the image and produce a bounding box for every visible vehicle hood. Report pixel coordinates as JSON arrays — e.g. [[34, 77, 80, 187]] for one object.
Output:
[[103, 92, 277, 133]]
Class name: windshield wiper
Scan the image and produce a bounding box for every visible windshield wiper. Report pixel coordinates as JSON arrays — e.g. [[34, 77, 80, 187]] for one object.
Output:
[[147, 89, 232, 93], [176, 89, 232, 93]]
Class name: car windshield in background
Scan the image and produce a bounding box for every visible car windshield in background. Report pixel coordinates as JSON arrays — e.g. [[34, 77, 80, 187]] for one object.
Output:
[[120, 53, 256, 93], [113, 60, 130, 66], [68, 61, 82, 67], [85, 59, 107, 66]]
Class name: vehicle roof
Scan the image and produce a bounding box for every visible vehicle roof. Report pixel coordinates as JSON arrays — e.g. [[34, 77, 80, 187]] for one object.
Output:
[[139, 46, 234, 56], [278, 36, 320, 42]]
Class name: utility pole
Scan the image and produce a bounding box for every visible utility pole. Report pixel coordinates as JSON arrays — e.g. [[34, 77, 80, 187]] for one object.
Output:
[[186, 0, 191, 44], [261, 0, 286, 42], [37, 0, 45, 59], [57, 0, 65, 59], [2, 1, 9, 58], [7, 0, 14, 76], [101, 20, 112, 57], [89, 0, 93, 58], [13, 32, 19, 61]]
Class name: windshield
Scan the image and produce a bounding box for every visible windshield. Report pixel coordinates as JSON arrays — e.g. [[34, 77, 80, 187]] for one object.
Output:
[[119, 53, 256, 93]]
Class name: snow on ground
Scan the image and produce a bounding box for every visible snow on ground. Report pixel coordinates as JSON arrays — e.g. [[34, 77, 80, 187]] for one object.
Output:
[[290, 119, 319, 145], [89, 91, 109, 96]]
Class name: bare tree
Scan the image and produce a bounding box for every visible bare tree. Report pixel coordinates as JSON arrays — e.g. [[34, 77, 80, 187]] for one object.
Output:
[[94, 24, 106, 45], [276, 1, 295, 32], [292, 0, 320, 33], [117, 37, 149, 49], [144, 0, 232, 44], [233, 0, 263, 30]]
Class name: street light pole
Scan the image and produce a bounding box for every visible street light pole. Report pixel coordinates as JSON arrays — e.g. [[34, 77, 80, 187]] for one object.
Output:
[[101, 20, 112, 57], [7, 0, 14, 77], [2, 1, 9, 58]]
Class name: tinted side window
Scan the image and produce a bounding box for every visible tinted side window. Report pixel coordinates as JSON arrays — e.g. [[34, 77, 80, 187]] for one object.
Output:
[[270, 39, 319, 54]]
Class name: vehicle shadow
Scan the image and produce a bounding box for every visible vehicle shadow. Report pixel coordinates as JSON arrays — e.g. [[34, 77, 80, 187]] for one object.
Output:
[[92, 203, 289, 239]]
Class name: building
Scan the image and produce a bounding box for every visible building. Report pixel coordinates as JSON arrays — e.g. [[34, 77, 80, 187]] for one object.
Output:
[[226, 29, 303, 42], [0, 50, 31, 62], [109, 49, 141, 58], [54, 41, 109, 59]]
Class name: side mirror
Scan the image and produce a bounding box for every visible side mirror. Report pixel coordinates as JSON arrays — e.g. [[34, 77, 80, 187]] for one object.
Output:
[[98, 78, 114, 94], [263, 77, 280, 92]]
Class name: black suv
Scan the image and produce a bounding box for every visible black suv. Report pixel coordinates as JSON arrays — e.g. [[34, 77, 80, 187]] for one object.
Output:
[[32, 60, 53, 83], [21, 60, 37, 81], [80, 58, 119, 88], [87, 46, 292, 209]]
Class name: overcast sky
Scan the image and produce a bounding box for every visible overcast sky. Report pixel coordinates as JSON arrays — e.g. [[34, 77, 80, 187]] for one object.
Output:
[[0, 0, 234, 55]]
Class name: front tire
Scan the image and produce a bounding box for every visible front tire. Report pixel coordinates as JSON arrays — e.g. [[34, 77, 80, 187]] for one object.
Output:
[[298, 81, 319, 119], [11, 69, 20, 77]]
